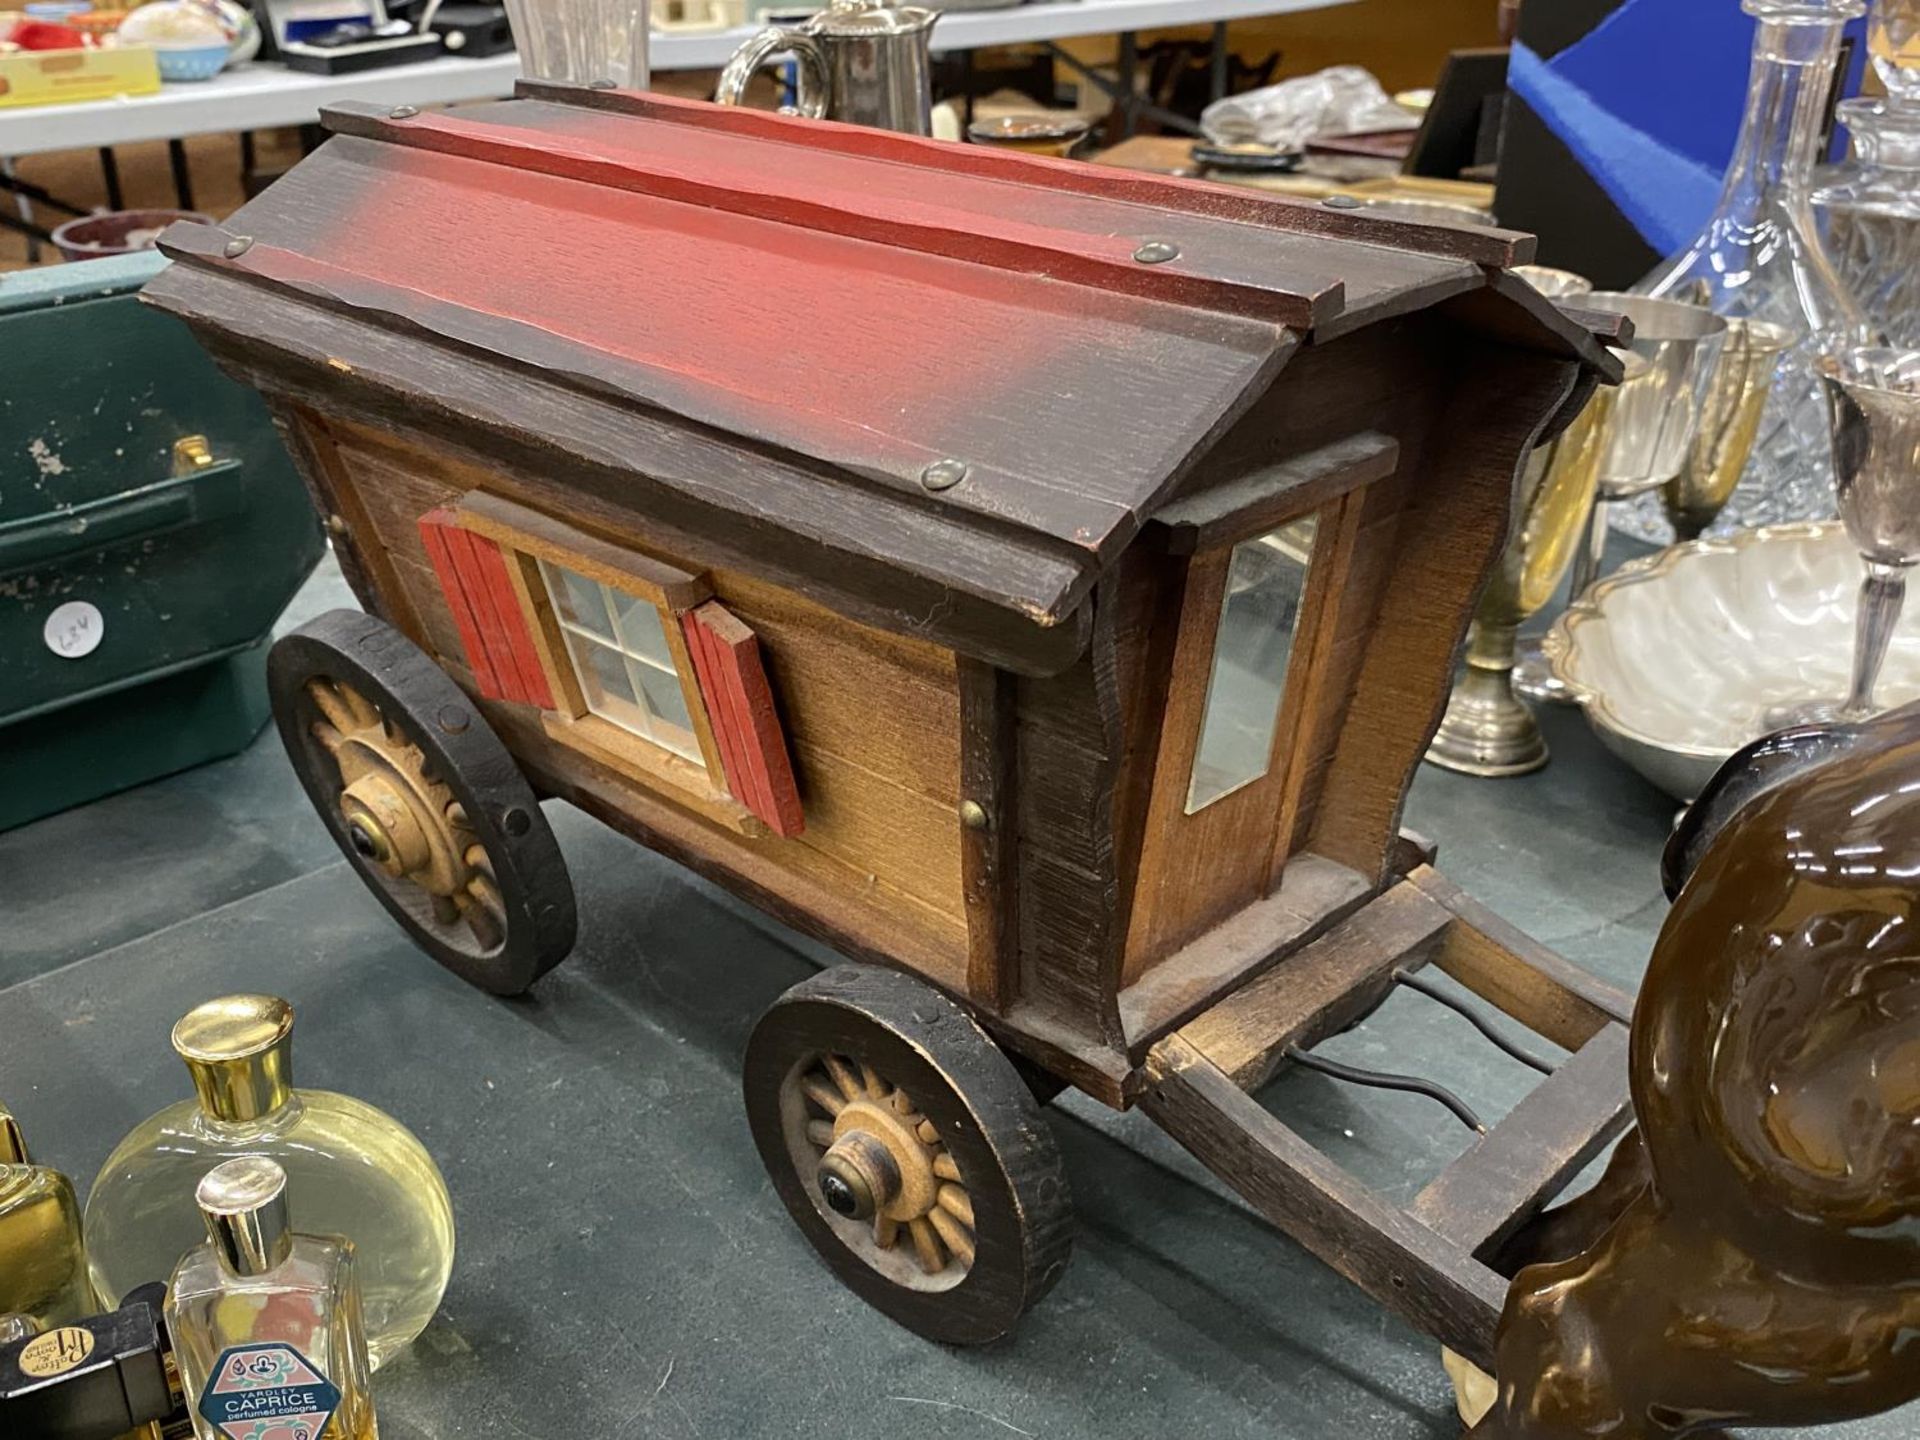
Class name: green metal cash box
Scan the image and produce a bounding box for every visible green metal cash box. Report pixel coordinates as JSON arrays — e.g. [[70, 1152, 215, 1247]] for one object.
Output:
[[0, 252, 323, 830]]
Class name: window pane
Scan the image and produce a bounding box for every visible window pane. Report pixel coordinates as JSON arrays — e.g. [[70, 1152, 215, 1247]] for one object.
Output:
[[611, 589, 676, 667], [632, 659, 702, 760], [544, 561, 615, 641], [540, 556, 708, 778], [1186, 516, 1319, 813], [570, 633, 652, 736]]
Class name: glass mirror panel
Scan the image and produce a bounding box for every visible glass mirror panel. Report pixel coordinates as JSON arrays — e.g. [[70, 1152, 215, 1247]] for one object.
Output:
[[1186, 515, 1319, 813]]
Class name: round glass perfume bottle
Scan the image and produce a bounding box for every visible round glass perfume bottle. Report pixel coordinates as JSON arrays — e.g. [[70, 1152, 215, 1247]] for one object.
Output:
[[1621, 0, 1873, 542], [84, 996, 453, 1370]]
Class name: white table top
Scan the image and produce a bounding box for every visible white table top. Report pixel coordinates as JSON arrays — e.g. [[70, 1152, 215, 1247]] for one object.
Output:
[[0, 0, 1348, 156]]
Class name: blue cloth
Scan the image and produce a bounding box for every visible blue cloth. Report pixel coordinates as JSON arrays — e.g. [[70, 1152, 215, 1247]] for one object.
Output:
[[1508, 0, 1868, 254]]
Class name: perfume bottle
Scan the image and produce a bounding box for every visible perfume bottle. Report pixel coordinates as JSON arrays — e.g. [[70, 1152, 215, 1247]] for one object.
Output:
[[1814, 0, 1920, 346], [1625, 0, 1873, 540], [0, 1289, 189, 1440], [165, 1157, 376, 1440], [85, 997, 453, 1370], [0, 1101, 96, 1330]]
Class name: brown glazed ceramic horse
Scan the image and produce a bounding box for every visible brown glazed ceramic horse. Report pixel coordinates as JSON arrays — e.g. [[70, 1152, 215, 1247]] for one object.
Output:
[[1480, 702, 1920, 1439]]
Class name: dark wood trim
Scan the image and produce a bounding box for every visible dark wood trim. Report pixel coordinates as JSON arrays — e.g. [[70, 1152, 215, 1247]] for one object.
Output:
[[1012, 586, 1130, 1051], [1409, 866, 1635, 1050], [147, 269, 1096, 678], [1412, 1025, 1633, 1263], [959, 658, 1020, 1012], [1118, 853, 1375, 1055], [1305, 352, 1583, 885], [268, 402, 422, 639], [1173, 877, 1454, 1088], [1149, 431, 1400, 556], [1143, 1035, 1508, 1369], [456, 489, 710, 611]]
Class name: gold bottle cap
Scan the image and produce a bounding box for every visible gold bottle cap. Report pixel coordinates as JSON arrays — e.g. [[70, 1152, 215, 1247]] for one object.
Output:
[[171, 996, 296, 1124], [0, 1101, 27, 1165], [196, 1156, 294, 1277]]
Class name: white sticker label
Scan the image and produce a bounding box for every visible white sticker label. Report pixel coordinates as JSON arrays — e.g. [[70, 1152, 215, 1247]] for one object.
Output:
[[44, 600, 105, 660]]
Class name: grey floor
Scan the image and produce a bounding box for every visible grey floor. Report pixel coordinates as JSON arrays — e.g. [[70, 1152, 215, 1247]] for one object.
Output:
[[1, 556, 1909, 1440]]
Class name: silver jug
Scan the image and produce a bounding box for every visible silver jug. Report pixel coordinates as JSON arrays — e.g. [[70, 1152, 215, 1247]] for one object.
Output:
[[716, 0, 941, 136]]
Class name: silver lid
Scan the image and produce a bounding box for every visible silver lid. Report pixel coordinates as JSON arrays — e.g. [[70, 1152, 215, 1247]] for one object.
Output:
[[814, 0, 939, 36], [196, 1156, 293, 1277]]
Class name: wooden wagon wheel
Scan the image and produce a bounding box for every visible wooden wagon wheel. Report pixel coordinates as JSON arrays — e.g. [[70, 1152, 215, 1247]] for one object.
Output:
[[268, 609, 576, 995], [743, 966, 1073, 1345]]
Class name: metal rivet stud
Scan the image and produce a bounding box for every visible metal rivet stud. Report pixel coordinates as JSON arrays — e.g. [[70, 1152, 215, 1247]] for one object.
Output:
[[921, 459, 969, 492], [1134, 240, 1180, 265], [389, 104, 419, 119], [223, 235, 253, 259], [324, 513, 349, 536], [589, 78, 617, 90], [1322, 195, 1363, 210], [959, 801, 990, 832]]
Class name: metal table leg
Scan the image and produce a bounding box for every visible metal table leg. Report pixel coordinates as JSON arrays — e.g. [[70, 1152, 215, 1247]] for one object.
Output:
[[1118, 30, 1139, 140], [1041, 37, 1203, 139], [168, 138, 195, 211], [3, 158, 43, 261], [1210, 20, 1230, 102], [98, 148, 124, 210]]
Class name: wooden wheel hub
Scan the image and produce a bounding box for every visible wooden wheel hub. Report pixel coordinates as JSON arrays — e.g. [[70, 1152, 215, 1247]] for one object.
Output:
[[796, 1054, 979, 1281], [825, 1099, 936, 1224], [340, 771, 433, 878], [306, 676, 507, 948]]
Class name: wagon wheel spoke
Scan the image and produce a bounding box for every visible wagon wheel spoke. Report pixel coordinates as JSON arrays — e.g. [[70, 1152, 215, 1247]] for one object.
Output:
[[803, 1077, 845, 1117], [463, 874, 507, 947], [824, 1054, 865, 1105], [451, 887, 503, 952], [927, 1208, 975, 1267], [307, 676, 378, 732], [907, 1218, 945, 1275]]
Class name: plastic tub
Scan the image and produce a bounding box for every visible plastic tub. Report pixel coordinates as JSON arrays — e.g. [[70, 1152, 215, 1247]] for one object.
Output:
[[50, 208, 211, 261]]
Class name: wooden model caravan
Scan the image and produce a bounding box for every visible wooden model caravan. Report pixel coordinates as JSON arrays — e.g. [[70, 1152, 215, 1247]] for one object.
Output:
[[147, 86, 1634, 1371]]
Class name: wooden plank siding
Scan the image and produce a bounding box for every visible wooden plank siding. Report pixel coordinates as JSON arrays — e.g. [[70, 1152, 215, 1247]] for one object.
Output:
[[303, 413, 970, 989]]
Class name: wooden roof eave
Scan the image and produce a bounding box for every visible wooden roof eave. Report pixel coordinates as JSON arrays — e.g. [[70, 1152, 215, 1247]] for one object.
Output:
[[142, 251, 1100, 679], [1436, 268, 1630, 383]]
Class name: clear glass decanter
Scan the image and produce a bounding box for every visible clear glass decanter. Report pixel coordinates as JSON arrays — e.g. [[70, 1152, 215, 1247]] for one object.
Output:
[[1622, 0, 1872, 541], [85, 997, 453, 1371], [1814, 0, 1920, 347], [166, 1157, 377, 1440]]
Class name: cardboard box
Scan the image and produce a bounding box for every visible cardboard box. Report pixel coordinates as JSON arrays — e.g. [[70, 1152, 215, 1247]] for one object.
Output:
[[0, 44, 161, 108]]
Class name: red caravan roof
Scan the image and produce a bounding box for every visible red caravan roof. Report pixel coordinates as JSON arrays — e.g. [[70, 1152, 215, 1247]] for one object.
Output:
[[147, 86, 1604, 672]]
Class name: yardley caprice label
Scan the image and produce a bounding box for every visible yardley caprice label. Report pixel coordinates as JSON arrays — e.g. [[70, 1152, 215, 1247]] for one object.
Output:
[[198, 1342, 342, 1440]]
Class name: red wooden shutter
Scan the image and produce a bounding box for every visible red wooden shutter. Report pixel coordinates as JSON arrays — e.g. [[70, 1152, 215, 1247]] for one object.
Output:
[[682, 601, 804, 838], [417, 509, 556, 709]]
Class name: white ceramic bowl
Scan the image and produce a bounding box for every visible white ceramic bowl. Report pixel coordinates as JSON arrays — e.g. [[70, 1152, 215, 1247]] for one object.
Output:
[[1544, 522, 1920, 798]]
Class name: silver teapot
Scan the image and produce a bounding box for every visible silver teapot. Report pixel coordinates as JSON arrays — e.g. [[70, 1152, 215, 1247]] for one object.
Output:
[[716, 0, 941, 136]]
